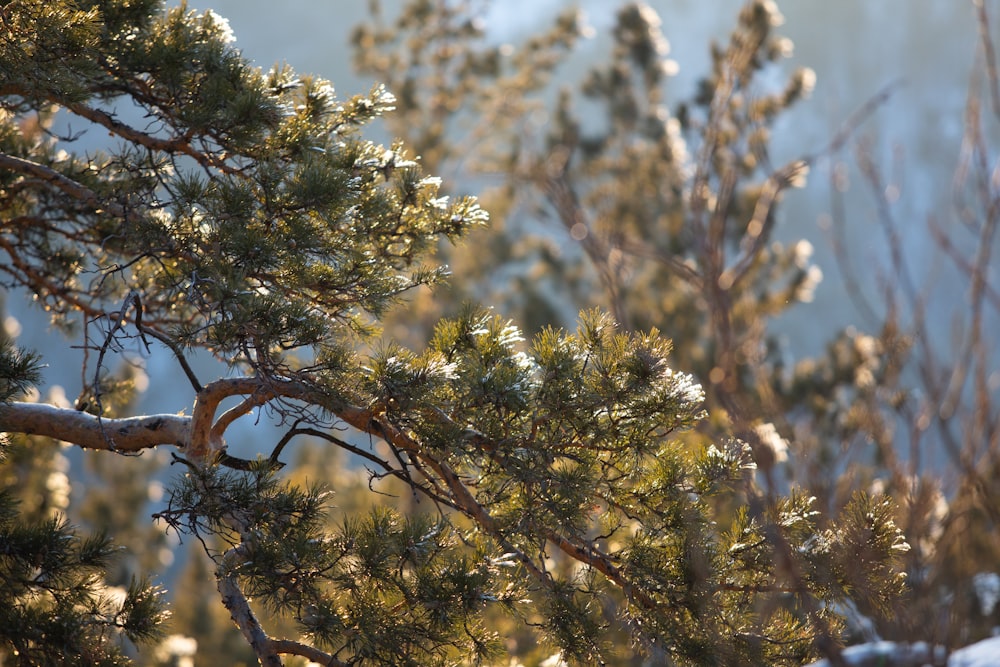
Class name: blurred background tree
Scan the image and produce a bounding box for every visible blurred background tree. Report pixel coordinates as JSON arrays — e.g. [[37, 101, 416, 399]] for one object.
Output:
[[352, 0, 1000, 654]]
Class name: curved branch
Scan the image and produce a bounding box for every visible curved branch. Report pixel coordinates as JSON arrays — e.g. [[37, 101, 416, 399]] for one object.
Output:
[[210, 391, 270, 445], [188, 377, 276, 461], [0, 402, 189, 452]]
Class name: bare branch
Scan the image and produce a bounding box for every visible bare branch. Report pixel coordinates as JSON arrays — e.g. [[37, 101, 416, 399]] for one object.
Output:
[[539, 172, 632, 329], [217, 545, 282, 667], [188, 377, 276, 461], [0, 402, 189, 452], [614, 238, 703, 288], [138, 325, 204, 392], [87, 290, 146, 424], [804, 80, 901, 163], [210, 391, 270, 445], [270, 639, 347, 667]]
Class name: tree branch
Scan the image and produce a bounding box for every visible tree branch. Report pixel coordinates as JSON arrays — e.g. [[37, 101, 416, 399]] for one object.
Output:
[[0, 152, 128, 219], [722, 161, 804, 289], [270, 639, 347, 667], [319, 399, 556, 589], [0, 402, 189, 452], [138, 325, 204, 392], [210, 391, 270, 446], [188, 377, 277, 462], [544, 529, 658, 610], [58, 99, 239, 175], [614, 238, 704, 289], [217, 545, 282, 667], [539, 171, 633, 329]]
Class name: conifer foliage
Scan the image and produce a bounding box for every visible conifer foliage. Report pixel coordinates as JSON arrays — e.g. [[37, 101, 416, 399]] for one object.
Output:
[[0, 482, 167, 666], [1, 1, 909, 665]]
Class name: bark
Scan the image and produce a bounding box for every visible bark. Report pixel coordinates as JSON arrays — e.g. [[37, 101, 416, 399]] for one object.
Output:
[[0, 402, 189, 452], [217, 551, 283, 667]]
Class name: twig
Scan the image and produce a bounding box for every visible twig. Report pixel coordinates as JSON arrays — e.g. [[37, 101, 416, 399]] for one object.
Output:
[[138, 325, 204, 392], [804, 80, 902, 164], [974, 0, 1000, 119], [88, 291, 147, 445]]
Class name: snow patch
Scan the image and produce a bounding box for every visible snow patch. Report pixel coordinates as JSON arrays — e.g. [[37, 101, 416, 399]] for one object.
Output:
[[804, 637, 1000, 667], [949, 636, 1000, 667]]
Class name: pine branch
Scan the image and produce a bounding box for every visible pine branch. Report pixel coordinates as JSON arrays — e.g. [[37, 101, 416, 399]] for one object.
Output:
[[1, 83, 238, 175], [0, 152, 128, 219], [60, 99, 239, 175]]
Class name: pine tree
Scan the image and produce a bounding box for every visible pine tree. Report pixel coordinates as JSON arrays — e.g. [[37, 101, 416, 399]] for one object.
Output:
[[1, 1, 909, 665], [0, 484, 167, 666]]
